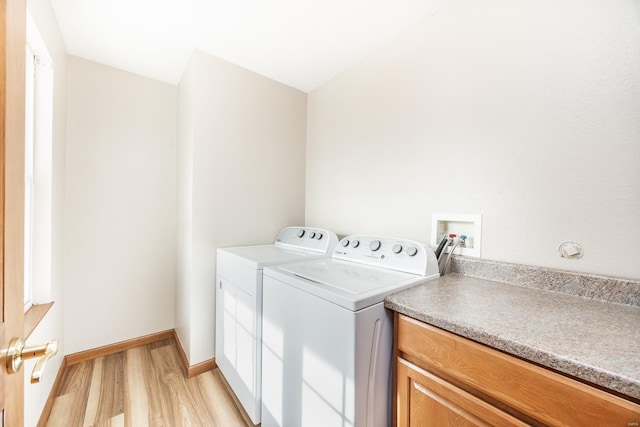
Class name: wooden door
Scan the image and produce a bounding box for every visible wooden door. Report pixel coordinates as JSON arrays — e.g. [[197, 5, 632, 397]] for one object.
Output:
[[1, 0, 27, 425]]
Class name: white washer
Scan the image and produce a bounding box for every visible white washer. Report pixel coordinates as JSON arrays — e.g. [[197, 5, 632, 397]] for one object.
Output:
[[261, 235, 439, 427], [216, 226, 339, 425]]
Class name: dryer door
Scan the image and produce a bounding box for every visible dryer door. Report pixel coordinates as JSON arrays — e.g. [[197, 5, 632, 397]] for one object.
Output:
[[215, 275, 262, 423]]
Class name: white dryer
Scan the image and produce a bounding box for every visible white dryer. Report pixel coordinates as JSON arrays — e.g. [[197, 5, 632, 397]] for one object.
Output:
[[215, 226, 338, 425], [261, 235, 439, 427]]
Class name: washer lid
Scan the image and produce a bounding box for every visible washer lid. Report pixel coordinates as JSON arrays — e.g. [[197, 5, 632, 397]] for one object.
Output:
[[275, 259, 431, 311], [281, 259, 416, 294]]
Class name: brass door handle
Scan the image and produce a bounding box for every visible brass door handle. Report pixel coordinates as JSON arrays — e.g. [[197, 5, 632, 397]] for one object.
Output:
[[3, 337, 59, 383]]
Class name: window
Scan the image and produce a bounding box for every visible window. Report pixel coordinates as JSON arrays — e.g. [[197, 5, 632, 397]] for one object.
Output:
[[24, 11, 54, 311], [24, 45, 35, 308]]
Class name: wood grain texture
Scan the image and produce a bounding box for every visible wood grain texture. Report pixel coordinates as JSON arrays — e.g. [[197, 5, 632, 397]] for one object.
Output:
[[396, 313, 640, 426], [172, 329, 217, 378], [397, 358, 527, 426], [66, 330, 174, 366], [37, 356, 68, 427], [214, 364, 257, 426], [187, 358, 217, 378], [42, 337, 250, 427], [24, 302, 54, 338], [1, 0, 27, 423]]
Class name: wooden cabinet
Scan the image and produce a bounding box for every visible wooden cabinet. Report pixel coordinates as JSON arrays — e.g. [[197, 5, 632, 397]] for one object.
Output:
[[397, 357, 527, 426], [394, 313, 640, 427]]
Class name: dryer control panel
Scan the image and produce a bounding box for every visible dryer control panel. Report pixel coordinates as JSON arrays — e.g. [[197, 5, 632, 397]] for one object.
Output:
[[333, 235, 438, 276], [275, 226, 339, 254]]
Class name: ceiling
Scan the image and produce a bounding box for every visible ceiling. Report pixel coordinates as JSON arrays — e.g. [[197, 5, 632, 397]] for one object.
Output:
[[50, 0, 441, 92]]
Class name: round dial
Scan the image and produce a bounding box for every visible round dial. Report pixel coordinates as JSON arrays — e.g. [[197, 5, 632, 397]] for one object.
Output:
[[351, 240, 360, 248], [309, 231, 316, 239], [369, 240, 381, 251], [341, 239, 350, 247], [297, 229, 305, 238], [316, 233, 323, 240], [392, 244, 403, 254], [406, 246, 418, 257]]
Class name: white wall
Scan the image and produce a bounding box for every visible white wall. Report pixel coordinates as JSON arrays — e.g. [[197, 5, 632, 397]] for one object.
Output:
[[64, 57, 178, 353], [23, 0, 67, 425], [307, 0, 640, 280], [176, 54, 195, 361], [177, 50, 306, 365]]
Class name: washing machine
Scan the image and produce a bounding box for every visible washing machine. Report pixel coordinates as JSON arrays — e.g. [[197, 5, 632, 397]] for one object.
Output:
[[215, 226, 339, 425], [261, 235, 440, 427]]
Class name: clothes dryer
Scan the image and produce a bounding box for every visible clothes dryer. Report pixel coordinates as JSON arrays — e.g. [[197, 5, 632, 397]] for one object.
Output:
[[216, 226, 338, 425]]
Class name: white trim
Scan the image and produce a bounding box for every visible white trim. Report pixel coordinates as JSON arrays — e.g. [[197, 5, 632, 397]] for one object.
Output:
[[25, 9, 54, 307]]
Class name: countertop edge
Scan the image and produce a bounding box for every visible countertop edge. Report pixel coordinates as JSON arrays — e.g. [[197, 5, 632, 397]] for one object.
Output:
[[385, 297, 640, 401]]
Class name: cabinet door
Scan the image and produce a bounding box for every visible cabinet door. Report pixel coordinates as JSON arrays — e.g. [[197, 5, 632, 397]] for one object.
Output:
[[396, 314, 640, 426], [396, 358, 527, 427]]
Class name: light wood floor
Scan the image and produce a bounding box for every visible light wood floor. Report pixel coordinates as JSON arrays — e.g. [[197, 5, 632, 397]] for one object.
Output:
[[43, 338, 252, 427]]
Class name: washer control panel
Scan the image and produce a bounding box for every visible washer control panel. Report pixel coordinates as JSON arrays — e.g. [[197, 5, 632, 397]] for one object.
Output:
[[275, 226, 339, 254], [333, 235, 438, 276]]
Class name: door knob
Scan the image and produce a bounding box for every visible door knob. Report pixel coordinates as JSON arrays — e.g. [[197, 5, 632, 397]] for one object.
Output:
[[3, 337, 59, 383]]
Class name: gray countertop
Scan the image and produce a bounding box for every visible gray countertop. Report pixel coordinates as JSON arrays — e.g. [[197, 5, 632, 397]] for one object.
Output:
[[385, 274, 640, 400]]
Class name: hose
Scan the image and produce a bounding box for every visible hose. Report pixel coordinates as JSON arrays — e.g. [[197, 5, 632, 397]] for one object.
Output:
[[441, 241, 460, 276]]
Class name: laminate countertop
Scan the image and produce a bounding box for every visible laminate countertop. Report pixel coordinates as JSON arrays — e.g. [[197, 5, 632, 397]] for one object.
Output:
[[385, 273, 640, 401]]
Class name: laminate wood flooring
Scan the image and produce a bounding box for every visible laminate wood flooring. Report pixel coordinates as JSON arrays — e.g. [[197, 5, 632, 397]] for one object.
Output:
[[43, 338, 252, 427]]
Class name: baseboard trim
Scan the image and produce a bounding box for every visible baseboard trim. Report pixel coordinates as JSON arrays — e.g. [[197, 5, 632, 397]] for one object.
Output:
[[38, 330, 175, 425], [172, 329, 217, 378], [37, 329, 215, 426], [66, 329, 175, 366], [36, 356, 68, 427], [188, 358, 217, 378]]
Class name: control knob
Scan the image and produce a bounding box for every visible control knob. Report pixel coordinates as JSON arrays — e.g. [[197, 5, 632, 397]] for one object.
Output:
[[316, 233, 323, 240], [309, 231, 316, 239], [351, 240, 360, 248], [369, 240, 381, 251], [341, 240, 350, 247], [392, 244, 403, 254], [297, 229, 305, 238], [406, 247, 418, 257]]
